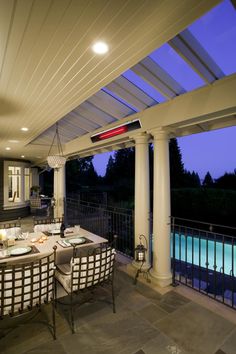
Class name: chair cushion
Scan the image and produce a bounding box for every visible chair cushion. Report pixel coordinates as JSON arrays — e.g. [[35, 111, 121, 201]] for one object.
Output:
[[55, 264, 72, 293], [34, 223, 61, 233], [55, 248, 115, 293], [1, 227, 22, 239]]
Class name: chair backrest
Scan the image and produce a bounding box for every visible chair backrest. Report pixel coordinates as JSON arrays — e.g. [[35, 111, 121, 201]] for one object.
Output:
[[0, 248, 56, 318], [33, 217, 63, 233], [34, 217, 63, 226], [0, 219, 22, 239], [30, 196, 42, 209], [71, 246, 116, 292]]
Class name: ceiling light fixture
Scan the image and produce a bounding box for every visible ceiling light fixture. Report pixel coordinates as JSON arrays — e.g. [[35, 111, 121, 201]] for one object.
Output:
[[21, 155, 25, 158], [47, 123, 66, 169], [8, 140, 19, 143], [92, 41, 109, 54], [21, 127, 28, 131], [5, 147, 11, 150]]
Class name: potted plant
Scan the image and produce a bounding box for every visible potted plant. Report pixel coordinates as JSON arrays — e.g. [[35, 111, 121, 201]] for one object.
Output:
[[30, 185, 40, 197]]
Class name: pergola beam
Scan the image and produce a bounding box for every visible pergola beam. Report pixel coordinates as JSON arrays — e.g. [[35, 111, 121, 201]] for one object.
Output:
[[61, 73, 236, 159]]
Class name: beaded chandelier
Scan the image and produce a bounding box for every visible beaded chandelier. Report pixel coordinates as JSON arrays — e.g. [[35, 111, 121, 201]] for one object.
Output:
[[47, 123, 66, 169]]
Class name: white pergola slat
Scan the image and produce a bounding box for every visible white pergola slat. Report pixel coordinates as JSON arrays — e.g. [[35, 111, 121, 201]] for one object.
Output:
[[115, 76, 157, 107], [88, 91, 134, 119], [77, 102, 116, 127], [65, 111, 100, 132], [169, 29, 225, 84], [106, 81, 148, 111], [132, 57, 185, 99]]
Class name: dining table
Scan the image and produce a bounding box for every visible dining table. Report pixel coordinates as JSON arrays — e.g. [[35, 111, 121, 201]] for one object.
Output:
[[0, 227, 108, 265]]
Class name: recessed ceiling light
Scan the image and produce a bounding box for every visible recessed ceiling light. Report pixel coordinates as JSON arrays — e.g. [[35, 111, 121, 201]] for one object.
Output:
[[92, 41, 109, 54], [5, 147, 11, 150], [8, 140, 19, 143], [21, 155, 25, 158], [21, 127, 29, 131]]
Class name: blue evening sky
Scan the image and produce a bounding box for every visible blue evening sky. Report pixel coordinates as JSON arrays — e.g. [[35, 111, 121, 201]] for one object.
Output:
[[93, 0, 236, 180], [93, 126, 236, 180]]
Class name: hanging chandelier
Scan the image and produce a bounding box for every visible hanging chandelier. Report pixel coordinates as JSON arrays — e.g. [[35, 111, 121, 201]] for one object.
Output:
[[47, 123, 66, 169]]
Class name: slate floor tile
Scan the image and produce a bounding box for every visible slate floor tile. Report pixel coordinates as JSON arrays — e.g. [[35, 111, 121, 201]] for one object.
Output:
[[137, 303, 168, 324], [220, 328, 236, 354], [155, 302, 235, 354]]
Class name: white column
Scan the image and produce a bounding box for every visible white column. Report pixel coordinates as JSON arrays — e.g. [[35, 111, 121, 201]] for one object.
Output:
[[151, 129, 172, 287], [134, 133, 150, 266], [30, 168, 39, 187], [53, 165, 66, 218]]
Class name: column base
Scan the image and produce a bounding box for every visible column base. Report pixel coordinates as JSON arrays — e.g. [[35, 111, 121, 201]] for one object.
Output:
[[150, 269, 172, 287]]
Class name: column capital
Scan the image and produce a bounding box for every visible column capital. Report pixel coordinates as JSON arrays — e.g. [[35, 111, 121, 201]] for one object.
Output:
[[150, 128, 172, 141], [131, 132, 151, 144]]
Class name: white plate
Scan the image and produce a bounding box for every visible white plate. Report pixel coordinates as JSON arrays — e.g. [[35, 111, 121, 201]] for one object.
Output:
[[68, 237, 86, 245], [10, 246, 32, 256], [50, 229, 61, 235]]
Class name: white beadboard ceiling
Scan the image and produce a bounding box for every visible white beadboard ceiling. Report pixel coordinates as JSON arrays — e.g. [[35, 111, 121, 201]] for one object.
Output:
[[0, 0, 221, 162]]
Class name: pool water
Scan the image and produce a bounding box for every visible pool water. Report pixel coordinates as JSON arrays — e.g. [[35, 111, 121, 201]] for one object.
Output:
[[171, 233, 236, 276]]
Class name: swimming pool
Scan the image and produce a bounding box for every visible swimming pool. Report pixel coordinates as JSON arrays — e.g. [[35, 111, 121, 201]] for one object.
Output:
[[171, 233, 236, 276]]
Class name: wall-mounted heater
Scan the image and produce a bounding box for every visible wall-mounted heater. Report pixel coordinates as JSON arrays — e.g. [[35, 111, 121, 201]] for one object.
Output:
[[91, 119, 141, 143]]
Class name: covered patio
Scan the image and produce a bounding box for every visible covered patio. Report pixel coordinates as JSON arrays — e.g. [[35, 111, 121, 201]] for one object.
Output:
[[1, 0, 236, 352]]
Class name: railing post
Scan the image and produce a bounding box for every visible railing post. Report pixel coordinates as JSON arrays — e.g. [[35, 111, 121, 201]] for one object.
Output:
[[172, 217, 178, 287]]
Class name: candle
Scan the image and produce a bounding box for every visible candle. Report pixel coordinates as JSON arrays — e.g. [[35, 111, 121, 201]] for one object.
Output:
[[1, 230, 7, 241]]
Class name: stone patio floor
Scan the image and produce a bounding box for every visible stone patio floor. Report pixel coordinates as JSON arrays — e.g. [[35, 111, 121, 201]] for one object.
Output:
[[0, 263, 236, 354]]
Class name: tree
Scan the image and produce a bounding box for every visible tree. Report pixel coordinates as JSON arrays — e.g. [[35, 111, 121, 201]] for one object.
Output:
[[105, 148, 135, 184], [66, 156, 99, 194], [104, 148, 135, 205], [169, 138, 185, 188], [214, 170, 236, 190], [202, 171, 214, 187], [105, 155, 115, 184]]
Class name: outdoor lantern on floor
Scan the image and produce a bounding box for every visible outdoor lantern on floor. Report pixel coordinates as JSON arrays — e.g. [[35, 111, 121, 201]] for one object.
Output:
[[134, 234, 151, 284], [135, 234, 147, 262]]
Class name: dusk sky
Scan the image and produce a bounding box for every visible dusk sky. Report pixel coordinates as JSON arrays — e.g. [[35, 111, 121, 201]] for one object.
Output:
[[93, 1, 236, 181], [93, 126, 236, 180]]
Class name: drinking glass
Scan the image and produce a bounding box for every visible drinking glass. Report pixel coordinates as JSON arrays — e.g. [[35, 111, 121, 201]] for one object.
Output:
[[74, 225, 80, 234]]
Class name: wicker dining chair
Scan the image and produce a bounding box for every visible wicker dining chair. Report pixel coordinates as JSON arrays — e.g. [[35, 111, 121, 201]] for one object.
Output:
[[33, 217, 63, 233], [0, 218, 22, 239], [55, 241, 116, 333], [0, 247, 57, 339]]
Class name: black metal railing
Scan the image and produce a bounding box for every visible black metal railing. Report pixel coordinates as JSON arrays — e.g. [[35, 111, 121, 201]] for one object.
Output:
[[172, 217, 236, 310], [66, 198, 134, 257]]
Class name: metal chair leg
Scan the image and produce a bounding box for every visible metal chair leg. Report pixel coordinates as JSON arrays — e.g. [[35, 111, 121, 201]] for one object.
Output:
[[112, 281, 116, 313], [70, 293, 75, 334], [52, 300, 56, 340]]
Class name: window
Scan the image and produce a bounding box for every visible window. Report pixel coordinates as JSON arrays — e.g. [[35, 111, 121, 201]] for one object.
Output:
[[8, 166, 21, 202], [4, 161, 31, 209], [24, 168, 30, 201]]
